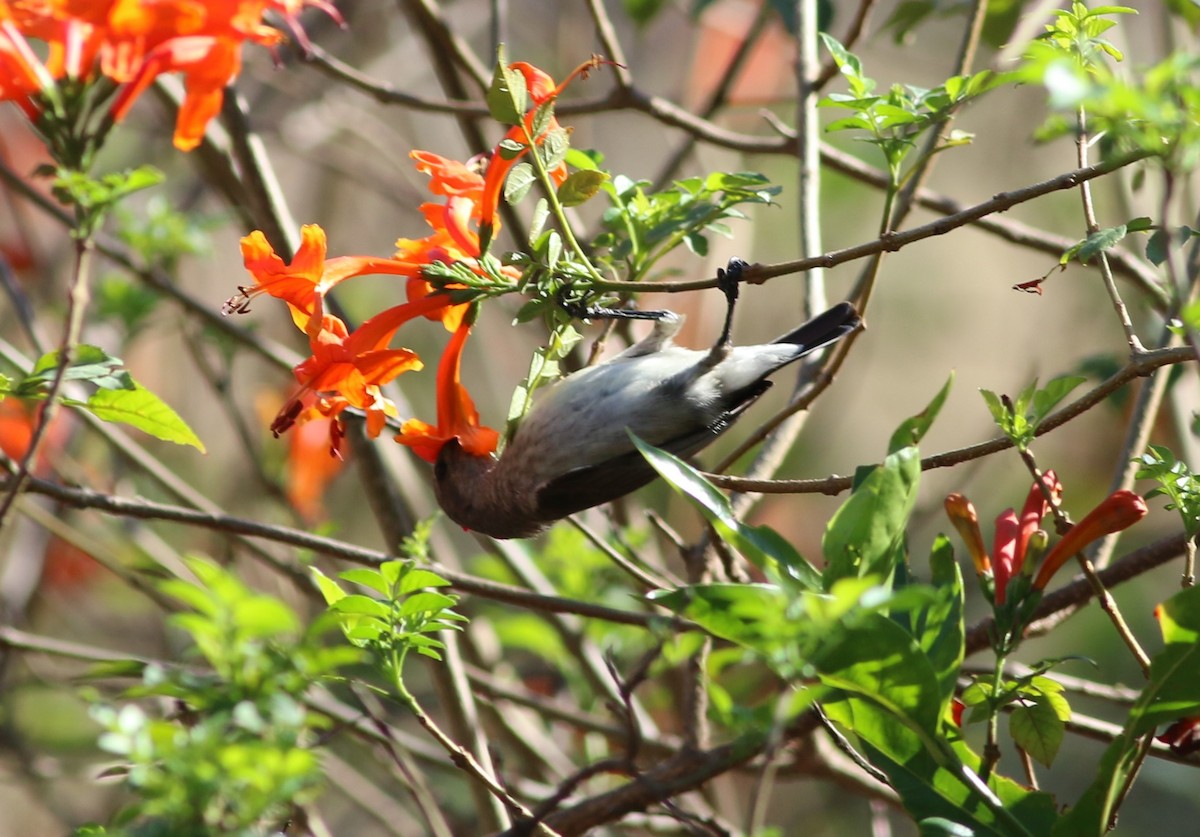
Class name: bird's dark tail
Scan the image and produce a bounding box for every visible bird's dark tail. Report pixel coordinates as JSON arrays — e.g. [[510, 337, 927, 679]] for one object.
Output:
[[773, 301, 863, 355]]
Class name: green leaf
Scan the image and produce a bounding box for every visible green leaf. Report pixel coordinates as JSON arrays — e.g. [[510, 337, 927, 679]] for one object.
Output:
[[633, 434, 822, 590], [646, 583, 798, 658], [21, 345, 131, 393], [398, 591, 457, 618], [816, 611, 942, 735], [232, 596, 300, 638], [563, 148, 602, 171], [822, 447, 921, 587], [913, 536, 965, 712], [338, 568, 390, 597], [557, 170, 609, 207], [311, 567, 347, 606], [397, 568, 451, 594], [332, 595, 391, 618], [1010, 691, 1067, 767], [888, 373, 953, 454], [1031, 375, 1086, 422], [81, 380, 205, 451], [1057, 584, 1200, 832], [1062, 223, 1131, 265], [485, 47, 526, 125], [824, 692, 1058, 835], [504, 162, 536, 205]]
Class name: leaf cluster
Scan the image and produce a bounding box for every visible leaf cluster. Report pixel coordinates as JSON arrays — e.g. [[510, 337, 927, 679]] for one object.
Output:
[[980, 375, 1086, 451], [84, 557, 356, 837]]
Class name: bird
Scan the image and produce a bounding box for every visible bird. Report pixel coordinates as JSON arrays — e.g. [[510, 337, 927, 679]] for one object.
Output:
[[433, 259, 863, 539]]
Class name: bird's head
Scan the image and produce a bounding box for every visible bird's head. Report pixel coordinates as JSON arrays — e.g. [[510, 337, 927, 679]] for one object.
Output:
[[432, 440, 546, 539]]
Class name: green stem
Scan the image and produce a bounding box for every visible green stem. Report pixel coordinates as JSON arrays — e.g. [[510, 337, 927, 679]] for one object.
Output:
[[518, 121, 602, 285], [389, 654, 555, 833], [978, 653, 1006, 783]]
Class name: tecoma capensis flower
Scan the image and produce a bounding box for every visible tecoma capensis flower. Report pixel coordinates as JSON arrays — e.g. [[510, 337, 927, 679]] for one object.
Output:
[[477, 58, 605, 249], [273, 294, 457, 441], [944, 493, 991, 575], [3, 1, 339, 150], [395, 318, 498, 464], [1032, 489, 1148, 590], [231, 225, 420, 324]]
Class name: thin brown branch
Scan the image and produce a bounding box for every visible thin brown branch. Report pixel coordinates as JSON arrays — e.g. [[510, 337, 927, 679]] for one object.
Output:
[[597, 149, 1155, 294], [706, 345, 1196, 495], [7, 475, 681, 629]]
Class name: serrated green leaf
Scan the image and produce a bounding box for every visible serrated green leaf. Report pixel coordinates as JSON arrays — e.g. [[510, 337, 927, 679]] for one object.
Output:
[[1010, 694, 1066, 766], [82, 381, 205, 451], [1075, 223, 1128, 263], [504, 162, 536, 205], [557, 170, 609, 207], [485, 48, 526, 125]]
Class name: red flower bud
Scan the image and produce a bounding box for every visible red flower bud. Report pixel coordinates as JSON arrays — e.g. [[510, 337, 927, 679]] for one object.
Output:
[[1033, 490, 1148, 590], [945, 494, 990, 575], [951, 697, 966, 728], [992, 509, 1020, 605], [1017, 470, 1060, 566], [1158, 715, 1200, 755]]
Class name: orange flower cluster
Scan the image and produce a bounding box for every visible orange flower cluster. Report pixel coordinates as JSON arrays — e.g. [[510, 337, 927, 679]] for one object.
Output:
[[945, 475, 1147, 605], [476, 60, 597, 247], [226, 58, 598, 468], [0, 0, 340, 149]]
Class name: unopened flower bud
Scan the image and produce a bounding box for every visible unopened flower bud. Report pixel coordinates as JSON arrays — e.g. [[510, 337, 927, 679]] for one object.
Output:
[[1033, 490, 1149, 590], [992, 509, 1019, 605], [1021, 529, 1048, 577], [945, 493, 991, 575]]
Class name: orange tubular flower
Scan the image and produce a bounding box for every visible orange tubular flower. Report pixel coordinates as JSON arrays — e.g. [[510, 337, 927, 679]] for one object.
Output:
[[992, 470, 1060, 604], [1032, 490, 1149, 591], [395, 320, 499, 463], [410, 150, 485, 202], [991, 509, 1020, 605], [273, 292, 455, 440], [231, 224, 422, 329], [1017, 470, 1060, 567], [0, 16, 53, 117], [102, 1, 336, 150], [477, 58, 602, 248], [944, 493, 990, 576], [286, 407, 345, 520]]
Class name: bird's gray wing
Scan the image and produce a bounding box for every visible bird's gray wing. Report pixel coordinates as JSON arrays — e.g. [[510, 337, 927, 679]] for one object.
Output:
[[533, 380, 772, 520]]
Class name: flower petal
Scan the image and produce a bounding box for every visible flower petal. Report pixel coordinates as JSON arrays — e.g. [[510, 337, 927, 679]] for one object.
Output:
[[1033, 490, 1149, 590]]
